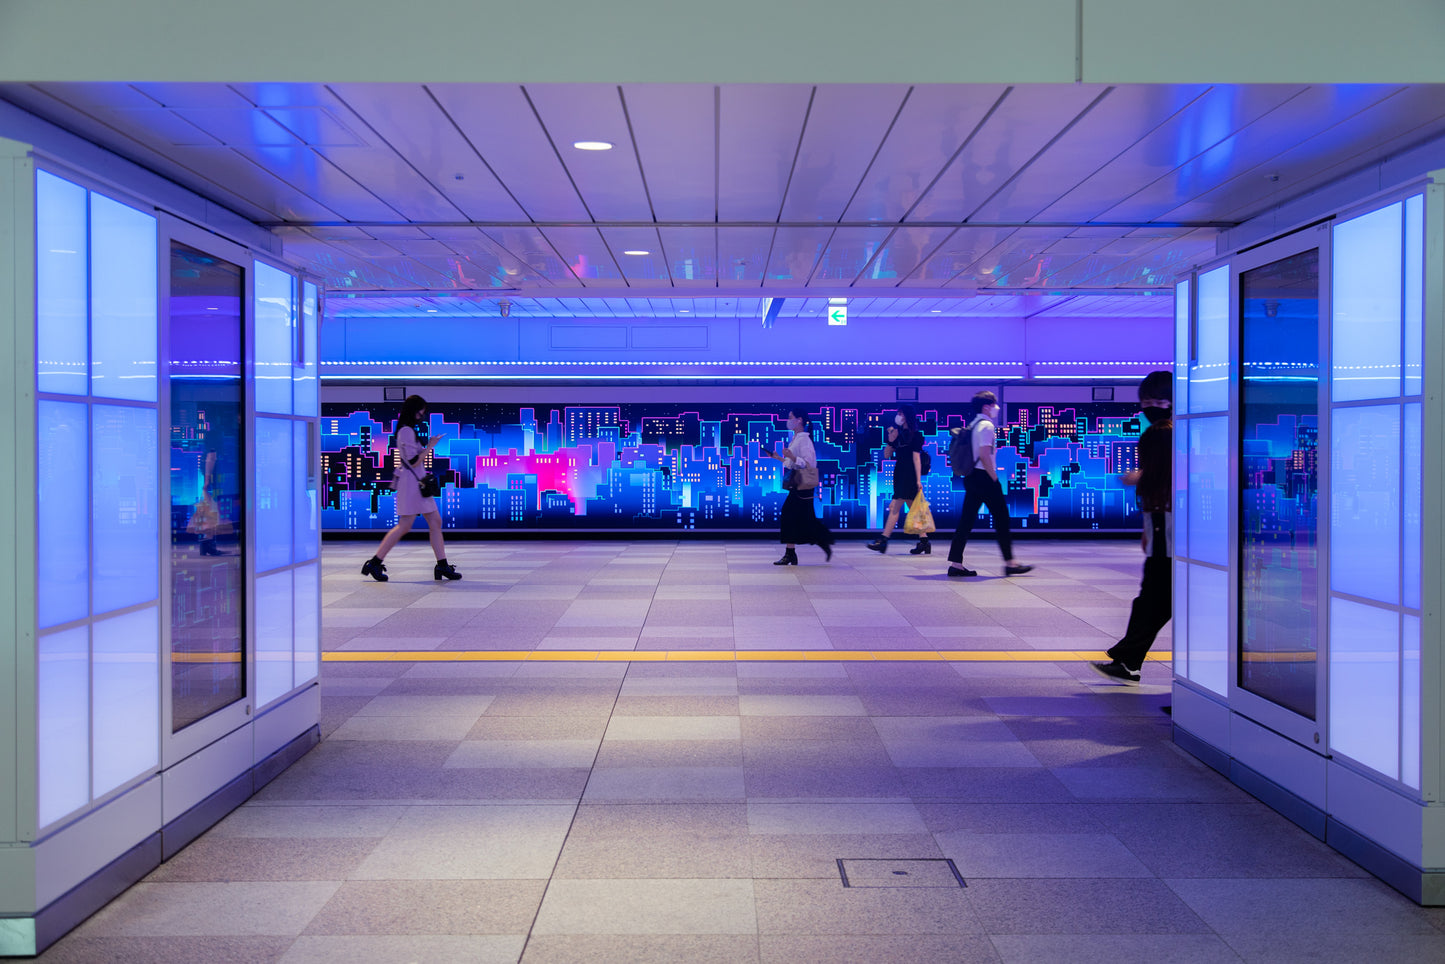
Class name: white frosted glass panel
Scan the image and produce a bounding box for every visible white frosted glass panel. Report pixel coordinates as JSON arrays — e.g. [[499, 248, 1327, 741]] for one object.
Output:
[[92, 405, 158, 614], [1330, 405, 1400, 604], [1172, 559, 1189, 679], [1328, 598, 1398, 779], [1403, 403, 1421, 611], [254, 262, 294, 414], [38, 627, 89, 826], [36, 171, 90, 395], [1174, 279, 1190, 415], [1189, 267, 1228, 413], [89, 193, 156, 401], [38, 400, 90, 627], [295, 283, 319, 417], [1173, 419, 1189, 558], [92, 607, 159, 796], [294, 563, 320, 685], [1187, 417, 1229, 566], [255, 417, 294, 572], [1402, 614, 1420, 789], [1332, 202, 1402, 402], [1404, 195, 1423, 396], [255, 569, 294, 707], [295, 421, 318, 562], [1187, 564, 1228, 696]]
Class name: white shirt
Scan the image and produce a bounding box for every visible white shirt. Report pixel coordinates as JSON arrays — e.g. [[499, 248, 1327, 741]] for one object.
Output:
[[783, 431, 819, 488]]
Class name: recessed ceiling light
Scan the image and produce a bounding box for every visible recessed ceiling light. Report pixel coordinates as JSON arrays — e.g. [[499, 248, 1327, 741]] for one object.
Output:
[[573, 141, 613, 151], [623, 250, 650, 256], [931, 309, 942, 313], [427, 308, 438, 312]]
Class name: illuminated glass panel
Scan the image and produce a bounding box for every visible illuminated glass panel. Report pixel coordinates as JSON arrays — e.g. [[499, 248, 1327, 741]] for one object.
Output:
[[1172, 559, 1189, 679], [1239, 248, 1319, 720], [92, 606, 160, 796], [255, 569, 293, 707], [1332, 202, 1401, 401], [1190, 266, 1229, 414], [1174, 279, 1190, 415], [1403, 614, 1421, 789], [1173, 418, 1188, 560], [294, 563, 320, 685], [169, 242, 245, 731], [296, 282, 319, 417], [254, 261, 294, 414], [89, 193, 157, 401], [1404, 195, 1423, 396], [295, 421, 318, 562], [1187, 563, 1228, 697], [37, 627, 89, 827], [255, 417, 294, 572], [1187, 417, 1229, 566], [1403, 402, 1421, 611], [92, 404, 158, 615], [1328, 598, 1398, 779], [1330, 405, 1400, 605], [38, 400, 89, 628], [36, 171, 89, 395]]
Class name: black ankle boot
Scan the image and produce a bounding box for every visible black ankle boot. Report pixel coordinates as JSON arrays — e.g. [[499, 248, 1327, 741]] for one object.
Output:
[[909, 537, 932, 555], [866, 537, 889, 553], [361, 556, 388, 582], [434, 559, 462, 581], [773, 548, 799, 566]]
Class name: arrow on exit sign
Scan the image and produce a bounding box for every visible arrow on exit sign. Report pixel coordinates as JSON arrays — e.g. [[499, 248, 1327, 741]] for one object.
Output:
[[827, 306, 848, 325]]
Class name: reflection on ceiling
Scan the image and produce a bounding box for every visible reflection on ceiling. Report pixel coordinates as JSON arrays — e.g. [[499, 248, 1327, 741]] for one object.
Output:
[[5, 81, 1443, 297]]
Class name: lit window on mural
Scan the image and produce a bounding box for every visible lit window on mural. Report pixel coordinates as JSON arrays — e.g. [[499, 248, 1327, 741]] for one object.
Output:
[[321, 402, 1150, 532]]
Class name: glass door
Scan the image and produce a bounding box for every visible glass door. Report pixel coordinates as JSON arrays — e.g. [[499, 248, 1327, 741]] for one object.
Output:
[[168, 240, 246, 732], [1233, 226, 1330, 742]]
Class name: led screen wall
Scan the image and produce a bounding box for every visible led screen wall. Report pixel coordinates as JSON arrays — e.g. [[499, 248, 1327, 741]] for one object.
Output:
[[322, 399, 1150, 533]]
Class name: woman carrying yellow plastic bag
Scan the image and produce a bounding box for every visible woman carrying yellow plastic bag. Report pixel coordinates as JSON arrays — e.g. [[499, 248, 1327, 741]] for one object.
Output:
[[902, 492, 936, 539]]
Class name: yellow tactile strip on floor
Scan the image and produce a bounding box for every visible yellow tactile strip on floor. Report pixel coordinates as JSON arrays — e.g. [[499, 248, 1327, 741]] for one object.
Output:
[[322, 650, 1173, 663]]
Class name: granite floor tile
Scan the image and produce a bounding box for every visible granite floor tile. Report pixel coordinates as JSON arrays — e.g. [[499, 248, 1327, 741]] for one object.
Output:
[[743, 765, 908, 800], [443, 739, 600, 768], [34, 936, 294, 963], [746, 802, 927, 835], [898, 767, 1077, 803], [965, 878, 1213, 935], [990, 934, 1242, 964], [603, 715, 741, 741], [279, 935, 524, 964], [466, 716, 609, 741], [759, 935, 1001, 964], [520, 934, 761, 963], [748, 832, 944, 879], [207, 805, 407, 839], [613, 695, 742, 716], [592, 739, 745, 768], [1221, 932, 1445, 963], [145, 838, 378, 882], [738, 695, 868, 716], [531, 879, 758, 935], [74, 882, 341, 937], [752, 878, 980, 935], [351, 805, 576, 879], [1166, 878, 1443, 936], [934, 831, 1152, 879], [302, 879, 546, 935], [1051, 766, 1256, 803], [914, 803, 1105, 835], [583, 766, 747, 802]]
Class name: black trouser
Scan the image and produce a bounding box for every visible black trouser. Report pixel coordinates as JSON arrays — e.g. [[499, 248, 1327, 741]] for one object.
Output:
[[1107, 512, 1172, 672], [947, 470, 1013, 564]]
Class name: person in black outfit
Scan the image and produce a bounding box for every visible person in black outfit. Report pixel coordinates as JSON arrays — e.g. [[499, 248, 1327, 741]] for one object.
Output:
[[946, 391, 1032, 577], [765, 408, 834, 565], [1094, 371, 1174, 682], [867, 405, 927, 554]]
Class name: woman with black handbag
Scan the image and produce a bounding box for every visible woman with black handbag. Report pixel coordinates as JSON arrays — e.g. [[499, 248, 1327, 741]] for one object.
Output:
[[765, 408, 833, 566], [361, 394, 462, 581]]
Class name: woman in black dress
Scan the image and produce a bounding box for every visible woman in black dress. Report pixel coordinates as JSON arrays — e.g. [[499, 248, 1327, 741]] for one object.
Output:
[[765, 408, 834, 565], [867, 405, 928, 554]]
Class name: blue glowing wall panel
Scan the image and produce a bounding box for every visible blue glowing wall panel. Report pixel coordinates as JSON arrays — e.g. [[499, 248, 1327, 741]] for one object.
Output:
[[89, 194, 157, 402], [36, 171, 89, 396], [38, 400, 90, 628], [322, 400, 1150, 532]]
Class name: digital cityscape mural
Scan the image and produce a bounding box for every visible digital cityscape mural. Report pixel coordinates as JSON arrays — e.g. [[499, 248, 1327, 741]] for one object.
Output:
[[321, 401, 1152, 533]]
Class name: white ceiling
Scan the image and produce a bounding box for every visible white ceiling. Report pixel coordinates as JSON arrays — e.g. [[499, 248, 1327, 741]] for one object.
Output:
[[5, 80, 1444, 315]]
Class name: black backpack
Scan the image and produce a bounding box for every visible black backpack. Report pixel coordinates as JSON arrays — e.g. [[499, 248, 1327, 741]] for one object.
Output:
[[948, 421, 977, 476], [919, 449, 932, 476]]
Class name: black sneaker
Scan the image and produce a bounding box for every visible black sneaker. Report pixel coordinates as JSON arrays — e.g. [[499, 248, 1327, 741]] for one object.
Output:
[[1091, 660, 1140, 683], [946, 565, 977, 578]]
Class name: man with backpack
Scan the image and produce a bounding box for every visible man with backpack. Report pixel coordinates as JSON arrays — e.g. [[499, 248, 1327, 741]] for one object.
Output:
[[945, 391, 1032, 577]]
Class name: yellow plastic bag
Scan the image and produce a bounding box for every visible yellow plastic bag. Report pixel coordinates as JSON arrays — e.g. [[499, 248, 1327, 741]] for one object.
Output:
[[903, 493, 936, 534]]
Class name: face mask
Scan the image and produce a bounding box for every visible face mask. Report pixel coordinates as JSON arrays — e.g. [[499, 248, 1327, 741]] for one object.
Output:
[[894, 415, 905, 427], [1141, 406, 1169, 425]]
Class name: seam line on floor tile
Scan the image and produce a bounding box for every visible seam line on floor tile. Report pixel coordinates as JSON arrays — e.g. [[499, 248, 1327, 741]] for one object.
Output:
[[321, 650, 1173, 663]]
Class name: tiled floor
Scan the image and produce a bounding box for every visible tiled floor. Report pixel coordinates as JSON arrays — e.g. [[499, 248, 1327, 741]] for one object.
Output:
[[35, 539, 1445, 963]]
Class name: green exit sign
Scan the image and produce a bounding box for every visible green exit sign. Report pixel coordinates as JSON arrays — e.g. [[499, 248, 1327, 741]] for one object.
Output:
[[827, 306, 848, 326]]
